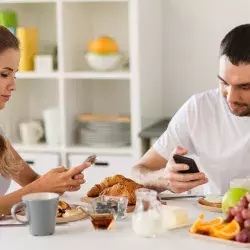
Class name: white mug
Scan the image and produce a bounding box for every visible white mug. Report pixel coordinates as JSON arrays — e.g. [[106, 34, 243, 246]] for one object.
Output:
[[19, 121, 44, 145]]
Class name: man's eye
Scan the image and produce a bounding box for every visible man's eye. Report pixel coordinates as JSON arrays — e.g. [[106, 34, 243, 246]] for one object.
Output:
[[0, 73, 8, 78], [241, 85, 250, 90]]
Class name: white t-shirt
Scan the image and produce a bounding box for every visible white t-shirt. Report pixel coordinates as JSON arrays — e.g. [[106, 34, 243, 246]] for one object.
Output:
[[153, 88, 250, 195], [0, 127, 10, 196]]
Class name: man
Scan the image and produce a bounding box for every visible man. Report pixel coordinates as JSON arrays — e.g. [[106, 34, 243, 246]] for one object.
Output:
[[132, 24, 250, 195]]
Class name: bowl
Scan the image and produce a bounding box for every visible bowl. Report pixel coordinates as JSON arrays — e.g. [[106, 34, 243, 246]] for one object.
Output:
[[85, 52, 122, 71]]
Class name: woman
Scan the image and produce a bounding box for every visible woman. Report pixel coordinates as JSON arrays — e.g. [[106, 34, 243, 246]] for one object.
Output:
[[0, 25, 90, 214]]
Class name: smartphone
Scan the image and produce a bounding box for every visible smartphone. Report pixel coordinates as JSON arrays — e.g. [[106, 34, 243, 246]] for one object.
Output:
[[173, 154, 199, 174], [72, 154, 97, 179], [83, 154, 97, 165]]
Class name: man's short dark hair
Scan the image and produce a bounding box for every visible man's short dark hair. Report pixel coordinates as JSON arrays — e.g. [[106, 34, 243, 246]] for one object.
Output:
[[220, 24, 250, 65]]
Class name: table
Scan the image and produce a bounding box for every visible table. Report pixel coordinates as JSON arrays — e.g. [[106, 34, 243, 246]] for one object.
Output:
[[0, 191, 240, 250]]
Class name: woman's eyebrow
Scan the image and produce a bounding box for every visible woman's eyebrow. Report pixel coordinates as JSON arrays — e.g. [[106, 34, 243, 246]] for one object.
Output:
[[2, 67, 13, 71]]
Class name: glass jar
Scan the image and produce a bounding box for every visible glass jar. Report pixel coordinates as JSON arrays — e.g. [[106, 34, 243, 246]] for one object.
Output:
[[230, 178, 250, 191], [132, 188, 164, 237]]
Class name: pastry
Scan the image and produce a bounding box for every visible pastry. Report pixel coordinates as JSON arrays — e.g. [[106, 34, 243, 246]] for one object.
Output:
[[198, 195, 222, 208], [87, 175, 128, 197], [57, 200, 71, 217], [100, 183, 136, 205], [87, 174, 143, 205]]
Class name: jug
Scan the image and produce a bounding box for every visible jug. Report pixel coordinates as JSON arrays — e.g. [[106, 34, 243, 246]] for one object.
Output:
[[132, 188, 164, 237]]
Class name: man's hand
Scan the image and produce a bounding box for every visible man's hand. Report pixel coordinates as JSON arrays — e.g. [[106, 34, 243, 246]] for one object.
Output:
[[164, 146, 208, 193]]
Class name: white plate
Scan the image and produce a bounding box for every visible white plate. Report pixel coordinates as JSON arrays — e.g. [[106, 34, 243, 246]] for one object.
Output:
[[166, 219, 194, 230], [197, 201, 223, 213]]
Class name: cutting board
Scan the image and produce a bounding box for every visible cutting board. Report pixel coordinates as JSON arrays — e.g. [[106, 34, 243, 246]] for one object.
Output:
[[190, 232, 250, 248], [81, 196, 136, 213], [16, 204, 88, 224]]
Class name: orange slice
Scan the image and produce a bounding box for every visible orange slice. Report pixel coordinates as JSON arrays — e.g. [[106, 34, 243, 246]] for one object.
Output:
[[190, 213, 204, 234], [210, 220, 240, 240], [199, 217, 224, 232]]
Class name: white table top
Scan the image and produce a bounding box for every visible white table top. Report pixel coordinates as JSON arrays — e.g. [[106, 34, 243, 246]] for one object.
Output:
[[0, 191, 240, 250]]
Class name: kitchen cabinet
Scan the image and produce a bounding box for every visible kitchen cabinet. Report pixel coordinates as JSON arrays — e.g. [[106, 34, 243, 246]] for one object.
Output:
[[0, 0, 164, 168]]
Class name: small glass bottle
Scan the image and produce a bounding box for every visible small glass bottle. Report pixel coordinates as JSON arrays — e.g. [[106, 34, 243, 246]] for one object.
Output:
[[132, 188, 164, 237]]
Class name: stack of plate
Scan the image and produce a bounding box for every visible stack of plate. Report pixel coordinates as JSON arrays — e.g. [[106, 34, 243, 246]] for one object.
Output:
[[77, 114, 131, 147]]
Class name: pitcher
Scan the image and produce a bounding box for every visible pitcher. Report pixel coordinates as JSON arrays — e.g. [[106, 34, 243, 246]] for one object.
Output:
[[132, 188, 164, 237]]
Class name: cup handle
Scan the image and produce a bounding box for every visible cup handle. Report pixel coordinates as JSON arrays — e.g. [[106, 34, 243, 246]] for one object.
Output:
[[32, 123, 44, 140], [11, 202, 29, 224]]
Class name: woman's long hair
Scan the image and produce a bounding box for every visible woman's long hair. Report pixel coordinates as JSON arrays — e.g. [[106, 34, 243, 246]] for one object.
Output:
[[0, 135, 23, 179], [0, 25, 22, 179]]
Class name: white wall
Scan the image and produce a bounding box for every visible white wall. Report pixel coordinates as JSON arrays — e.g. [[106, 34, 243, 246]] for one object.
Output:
[[163, 0, 250, 116]]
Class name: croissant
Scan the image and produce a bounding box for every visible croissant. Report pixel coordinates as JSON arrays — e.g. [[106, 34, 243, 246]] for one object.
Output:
[[100, 183, 138, 205], [87, 174, 140, 197]]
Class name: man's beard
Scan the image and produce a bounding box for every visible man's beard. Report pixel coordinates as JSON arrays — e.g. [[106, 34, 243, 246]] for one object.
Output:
[[225, 100, 250, 117]]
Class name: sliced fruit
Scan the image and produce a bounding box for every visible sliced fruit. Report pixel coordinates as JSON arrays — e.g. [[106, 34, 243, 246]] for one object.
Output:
[[190, 213, 204, 234], [210, 220, 240, 240], [198, 217, 224, 233]]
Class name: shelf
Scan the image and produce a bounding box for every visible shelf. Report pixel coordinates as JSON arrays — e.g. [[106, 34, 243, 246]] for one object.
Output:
[[66, 146, 132, 155], [0, 0, 56, 3], [64, 71, 130, 80], [13, 143, 61, 153], [16, 72, 59, 79]]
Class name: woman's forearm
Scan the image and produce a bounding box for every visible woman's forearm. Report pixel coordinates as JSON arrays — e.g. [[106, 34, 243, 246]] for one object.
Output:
[[0, 181, 40, 214]]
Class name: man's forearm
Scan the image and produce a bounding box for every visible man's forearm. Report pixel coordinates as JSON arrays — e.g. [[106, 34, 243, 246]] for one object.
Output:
[[132, 164, 169, 193]]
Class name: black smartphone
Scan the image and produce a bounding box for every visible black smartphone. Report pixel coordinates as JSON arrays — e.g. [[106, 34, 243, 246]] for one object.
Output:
[[173, 154, 199, 174]]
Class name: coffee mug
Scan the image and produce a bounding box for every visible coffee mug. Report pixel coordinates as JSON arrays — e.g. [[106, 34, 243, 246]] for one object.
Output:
[[11, 192, 59, 236], [19, 121, 44, 145]]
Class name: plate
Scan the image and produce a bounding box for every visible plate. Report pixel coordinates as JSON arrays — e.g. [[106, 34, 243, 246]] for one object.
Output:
[[197, 199, 223, 213], [190, 232, 250, 248], [166, 219, 194, 230], [16, 204, 88, 224]]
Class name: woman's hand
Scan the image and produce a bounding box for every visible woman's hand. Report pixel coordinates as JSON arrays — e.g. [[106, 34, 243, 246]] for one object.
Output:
[[33, 162, 91, 195]]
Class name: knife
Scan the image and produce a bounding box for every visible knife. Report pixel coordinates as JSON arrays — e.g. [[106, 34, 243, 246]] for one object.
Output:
[[160, 195, 204, 200]]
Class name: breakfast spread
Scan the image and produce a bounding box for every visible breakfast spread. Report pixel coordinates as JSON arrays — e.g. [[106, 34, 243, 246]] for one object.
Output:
[[190, 192, 250, 244], [87, 174, 144, 205]]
